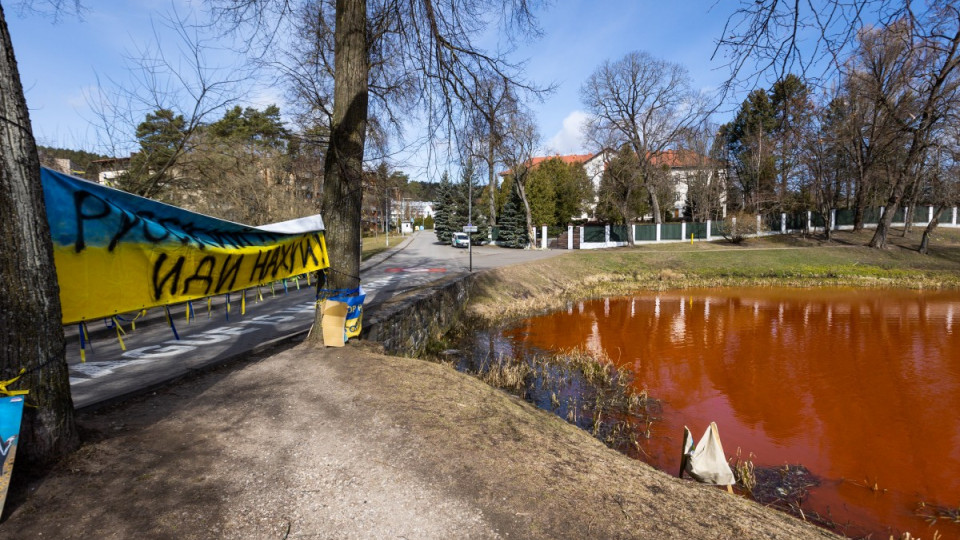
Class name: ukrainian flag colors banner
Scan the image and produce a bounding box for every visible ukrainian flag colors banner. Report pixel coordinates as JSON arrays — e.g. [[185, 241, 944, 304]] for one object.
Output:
[[41, 168, 329, 324]]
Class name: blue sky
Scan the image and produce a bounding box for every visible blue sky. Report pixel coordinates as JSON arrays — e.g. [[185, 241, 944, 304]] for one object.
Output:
[[6, 0, 739, 177]]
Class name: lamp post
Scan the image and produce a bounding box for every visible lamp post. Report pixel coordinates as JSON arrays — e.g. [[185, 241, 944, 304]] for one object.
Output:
[[393, 187, 401, 236]]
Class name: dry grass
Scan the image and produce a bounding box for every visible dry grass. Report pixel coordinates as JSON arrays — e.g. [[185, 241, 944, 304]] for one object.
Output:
[[361, 233, 392, 260], [474, 357, 532, 391], [454, 345, 659, 458], [730, 448, 757, 494], [916, 500, 960, 527], [891, 532, 943, 540]]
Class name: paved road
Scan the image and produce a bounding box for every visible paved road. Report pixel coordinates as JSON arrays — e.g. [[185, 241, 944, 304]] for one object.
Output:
[[67, 231, 566, 409]]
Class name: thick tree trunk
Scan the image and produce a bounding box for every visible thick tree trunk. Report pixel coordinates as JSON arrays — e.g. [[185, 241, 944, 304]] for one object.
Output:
[[646, 183, 662, 224], [0, 4, 78, 467], [313, 0, 368, 341], [919, 206, 943, 255], [869, 168, 909, 249], [869, 200, 898, 249]]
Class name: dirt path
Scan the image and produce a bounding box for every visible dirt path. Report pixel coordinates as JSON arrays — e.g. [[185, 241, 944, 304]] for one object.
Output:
[[1, 341, 836, 539]]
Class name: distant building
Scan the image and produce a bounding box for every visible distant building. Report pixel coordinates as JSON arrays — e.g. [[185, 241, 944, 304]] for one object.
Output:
[[37, 151, 84, 176], [646, 149, 727, 220], [90, 156, 133, 186], [51, 157, 81, 176], [390, 200, 434, 223]]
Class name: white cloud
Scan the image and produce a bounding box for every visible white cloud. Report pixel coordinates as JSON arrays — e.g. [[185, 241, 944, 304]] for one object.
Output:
[[249, 86, 283, 109], [545, 110, 589, 155]]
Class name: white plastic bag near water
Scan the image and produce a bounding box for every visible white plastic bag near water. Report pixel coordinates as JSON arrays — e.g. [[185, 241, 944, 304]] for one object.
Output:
[[682, 422, 736, 486]]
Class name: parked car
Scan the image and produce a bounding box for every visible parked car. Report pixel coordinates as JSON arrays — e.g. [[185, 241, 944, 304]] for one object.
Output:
[[451, 232, 470, 248]]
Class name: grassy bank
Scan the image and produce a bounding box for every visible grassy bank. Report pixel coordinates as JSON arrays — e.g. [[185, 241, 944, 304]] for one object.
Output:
[[360, 233, 391, 260], [466, 228, 960, 324]]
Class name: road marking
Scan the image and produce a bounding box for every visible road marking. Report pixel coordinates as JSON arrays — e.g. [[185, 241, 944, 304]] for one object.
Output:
[[384, 267, 447, 273], [70, 301, 317, 381]]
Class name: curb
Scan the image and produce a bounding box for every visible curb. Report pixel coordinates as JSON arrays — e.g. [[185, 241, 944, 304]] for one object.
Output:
[[360, 230, 420, 272]]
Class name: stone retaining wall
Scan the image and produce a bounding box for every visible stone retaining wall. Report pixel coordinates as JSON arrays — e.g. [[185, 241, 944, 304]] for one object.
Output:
[[361, 273, 476, 356]]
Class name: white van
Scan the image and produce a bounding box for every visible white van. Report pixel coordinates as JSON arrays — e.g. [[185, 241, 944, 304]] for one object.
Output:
[[451, 232, 470, 248]]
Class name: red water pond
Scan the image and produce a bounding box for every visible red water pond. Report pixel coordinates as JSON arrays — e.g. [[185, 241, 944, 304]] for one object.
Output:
[[498, 288, 960, 538]]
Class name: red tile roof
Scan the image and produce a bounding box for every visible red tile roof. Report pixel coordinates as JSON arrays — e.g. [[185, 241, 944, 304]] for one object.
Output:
[[501, 150, 721, 176], [528, 154, 593, 167], [500, 153, 595, 175], [648, 149, 722, 168]]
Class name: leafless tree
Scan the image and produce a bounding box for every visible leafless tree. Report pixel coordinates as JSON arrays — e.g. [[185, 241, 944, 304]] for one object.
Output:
[[830, 62, 906, 230], [581, 50, 707, 224], [716, 0, 902, 90], [861, 15, 960, 248], [720, 1, 960, 251], [465, 77, 520, 226], [919, 137, 960, 253], [798, 103, 838, 240], [677, 124, 727, 222], [89, 6, 250, 199], [213, 0, 548, 338], [499, 110, 539, 246]]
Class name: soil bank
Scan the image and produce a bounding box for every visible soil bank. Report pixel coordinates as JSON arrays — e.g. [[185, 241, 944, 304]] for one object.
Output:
[[0, 340, 835, 539]]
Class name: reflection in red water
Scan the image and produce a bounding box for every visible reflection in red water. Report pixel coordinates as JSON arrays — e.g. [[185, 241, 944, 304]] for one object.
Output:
[[502, 288, 960, 537]]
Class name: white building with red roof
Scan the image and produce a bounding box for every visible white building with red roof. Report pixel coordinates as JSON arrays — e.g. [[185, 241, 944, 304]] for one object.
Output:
[[516, 149, 726, 221]]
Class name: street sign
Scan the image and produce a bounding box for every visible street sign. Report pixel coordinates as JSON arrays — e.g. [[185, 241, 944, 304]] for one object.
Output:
[[463, 225, 478, 232]]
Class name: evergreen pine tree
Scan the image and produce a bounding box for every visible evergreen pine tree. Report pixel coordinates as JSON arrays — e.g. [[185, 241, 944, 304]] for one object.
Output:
[[470, 213, 490, 245], [497, 186, 529, 248], [433, 172, 456, 242], [457, 160, 488, 243], [450, 167, 468, 233]]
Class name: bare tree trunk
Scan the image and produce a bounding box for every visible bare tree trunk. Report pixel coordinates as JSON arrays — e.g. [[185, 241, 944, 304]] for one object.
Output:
[[487, 139, 496, 226], [869, 165, 910, 249], [515, 179, 533, 248], [869, 200, 899, 249], [312, 0, 368, 341], [919, 206, 944, 255], [0, 4, 78, 467], [820, 205, 832, 241], [646, 183, 662, 224]]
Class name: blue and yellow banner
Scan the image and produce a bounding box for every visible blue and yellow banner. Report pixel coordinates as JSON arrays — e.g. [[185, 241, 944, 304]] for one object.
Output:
[[41, 168, 329, 324], [0, 395, 24, 514]]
